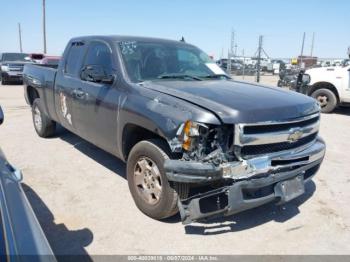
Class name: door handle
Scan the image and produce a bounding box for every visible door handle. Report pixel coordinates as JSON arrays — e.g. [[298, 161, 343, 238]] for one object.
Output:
[[73, 88, 86, 99]]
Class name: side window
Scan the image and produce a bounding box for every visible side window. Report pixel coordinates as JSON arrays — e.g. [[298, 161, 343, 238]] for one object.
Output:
[[83, 42, 112, 73], [65, 42, 85, 75]]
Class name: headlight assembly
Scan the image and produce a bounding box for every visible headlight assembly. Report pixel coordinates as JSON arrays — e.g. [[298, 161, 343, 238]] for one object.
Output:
[[1, 64, 9, 72], [178, 120, 207, 151]]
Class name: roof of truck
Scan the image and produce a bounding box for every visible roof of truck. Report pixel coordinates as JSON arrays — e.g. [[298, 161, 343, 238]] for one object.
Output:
[[70, 35, 192, 46]]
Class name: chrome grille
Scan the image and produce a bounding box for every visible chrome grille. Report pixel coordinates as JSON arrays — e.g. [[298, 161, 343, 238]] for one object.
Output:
[[8, 64, 24, 72], [234, 113, 320, 159]]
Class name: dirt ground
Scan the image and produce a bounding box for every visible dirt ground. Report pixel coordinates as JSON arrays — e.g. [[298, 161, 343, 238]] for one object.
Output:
[[0, 77, 349, 256]]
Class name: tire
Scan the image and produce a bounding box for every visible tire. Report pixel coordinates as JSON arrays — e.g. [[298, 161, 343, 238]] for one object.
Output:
[[127, 139, 189, 220], [311, 88, 337, 113], [277, 80, 283, 87], [32, 98, 56, 137], [1, 76, 8, 85]]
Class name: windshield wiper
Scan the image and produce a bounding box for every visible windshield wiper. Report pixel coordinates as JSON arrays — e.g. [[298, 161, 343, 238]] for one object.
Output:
[[200, 74, 231, 80], [157, 74, 202, 81]]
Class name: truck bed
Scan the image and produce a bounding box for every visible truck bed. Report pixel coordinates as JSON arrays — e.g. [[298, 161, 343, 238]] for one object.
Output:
[[23, 64, 57, 84], [23, 64, 58, 122]]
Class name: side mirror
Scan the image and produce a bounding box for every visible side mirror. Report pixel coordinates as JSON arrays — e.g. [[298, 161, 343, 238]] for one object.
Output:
[[101, 74, 115, 84], [0, 106, 4, 125], [81, 65, 114, 84]]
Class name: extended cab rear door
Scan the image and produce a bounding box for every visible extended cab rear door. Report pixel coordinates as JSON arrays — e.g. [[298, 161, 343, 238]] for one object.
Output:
[[54, 40, 87, 132]]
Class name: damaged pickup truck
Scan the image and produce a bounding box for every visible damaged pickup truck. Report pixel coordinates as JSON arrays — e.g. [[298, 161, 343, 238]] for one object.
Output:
[[23, 36, 325, 224]]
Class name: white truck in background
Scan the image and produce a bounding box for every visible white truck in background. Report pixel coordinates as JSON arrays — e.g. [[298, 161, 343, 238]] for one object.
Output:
[[304, 65, 350, 113]]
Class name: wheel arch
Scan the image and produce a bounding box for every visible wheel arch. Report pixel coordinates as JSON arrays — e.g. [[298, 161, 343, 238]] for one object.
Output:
[[121, 123, 172, 161], [26, 85, 40, 106]]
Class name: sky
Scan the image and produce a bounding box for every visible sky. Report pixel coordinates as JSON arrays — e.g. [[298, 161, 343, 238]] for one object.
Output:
[[0, 0, 349, 59]]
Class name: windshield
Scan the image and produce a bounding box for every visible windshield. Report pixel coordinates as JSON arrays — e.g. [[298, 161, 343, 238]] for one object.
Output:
[[2, 53, 28, 62], [118, 41, 227, 82]]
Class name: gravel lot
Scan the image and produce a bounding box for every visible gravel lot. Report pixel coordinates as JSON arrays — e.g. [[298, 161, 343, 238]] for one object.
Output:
[[0, 78, 349, 256]]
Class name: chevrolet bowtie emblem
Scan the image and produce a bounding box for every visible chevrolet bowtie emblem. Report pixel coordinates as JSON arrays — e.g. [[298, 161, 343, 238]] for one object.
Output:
[[288, 129, 303, 142]]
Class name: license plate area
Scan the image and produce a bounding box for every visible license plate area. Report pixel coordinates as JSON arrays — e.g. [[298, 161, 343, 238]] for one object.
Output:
[[274, 175, 305, 203]]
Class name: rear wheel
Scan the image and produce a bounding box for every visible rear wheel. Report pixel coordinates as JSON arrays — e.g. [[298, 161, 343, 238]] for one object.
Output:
[[127, 139, 189, 220], [32, 99, 56, 137], [311, 88, 337, 113]]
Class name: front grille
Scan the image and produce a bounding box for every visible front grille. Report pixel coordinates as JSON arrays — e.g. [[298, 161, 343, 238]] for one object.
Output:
[[8, 64, 24, 72], [241, 133, 317, 156], [244, 116, 319, 134], [235, 113, 320, 158], [9, 63, 24, 67]]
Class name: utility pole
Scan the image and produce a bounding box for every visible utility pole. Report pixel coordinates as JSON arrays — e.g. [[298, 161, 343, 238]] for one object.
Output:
[[227, 49, 231, 74], [18, 23, 23, 53], [300, 32, 306, 68], [227, 29, 235, 75], [256, 35, 263, 83], [230, 29, 235, 56], [242, 49, 245, 80], [43, 0, 47, 54], [310, 32, 315, 57]]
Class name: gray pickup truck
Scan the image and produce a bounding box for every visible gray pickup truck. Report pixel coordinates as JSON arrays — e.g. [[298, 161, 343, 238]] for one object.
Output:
[[0, 52, 32, 84], [23, 35, 325, 224]]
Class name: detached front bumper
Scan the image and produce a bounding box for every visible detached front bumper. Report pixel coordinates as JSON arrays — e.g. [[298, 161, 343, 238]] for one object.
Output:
[[164, 137, 325, 224]]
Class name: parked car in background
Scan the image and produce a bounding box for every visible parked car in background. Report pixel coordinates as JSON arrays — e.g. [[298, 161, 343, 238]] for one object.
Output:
[[0, 106, 56, 260], [301, 65, 350, 113], [0, 52, 32, 84], [217, 58, 243, 72], [40, 56, 61, 68], [342, 59, 350, 66], [271, 59, 286, 75], [251, 57, 270, 71], [23, 35, 325, 224]]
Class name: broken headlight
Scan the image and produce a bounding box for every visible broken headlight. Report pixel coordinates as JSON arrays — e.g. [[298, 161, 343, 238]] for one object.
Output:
[[177, 120, 207, 151], [1, 64, 9, 72], [176, 121, 235, 164]]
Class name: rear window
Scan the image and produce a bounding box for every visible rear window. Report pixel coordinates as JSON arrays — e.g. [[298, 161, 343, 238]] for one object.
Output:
[[65, 42, 85, 75]]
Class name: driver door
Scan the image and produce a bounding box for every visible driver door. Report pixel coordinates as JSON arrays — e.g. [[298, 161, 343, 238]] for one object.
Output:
[[74, 41, 121, 154]]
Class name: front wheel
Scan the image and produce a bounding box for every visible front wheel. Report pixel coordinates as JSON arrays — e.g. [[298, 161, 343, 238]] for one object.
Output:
[[311, 88, 337, 113], [127, 139, 189, 220], [1, 76, 8, 85]]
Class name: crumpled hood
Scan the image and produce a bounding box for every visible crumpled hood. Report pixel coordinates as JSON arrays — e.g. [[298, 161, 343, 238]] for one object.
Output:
[[142, 80, 319, 124]]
